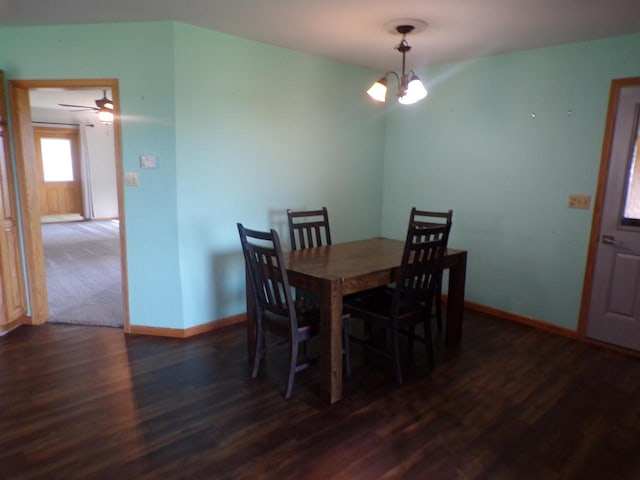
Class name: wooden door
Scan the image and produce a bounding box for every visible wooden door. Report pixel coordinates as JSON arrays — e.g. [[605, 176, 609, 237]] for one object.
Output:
[[34, 127, 83, 216], [0, 71, 27, 332], [586, 79, 640, 350]]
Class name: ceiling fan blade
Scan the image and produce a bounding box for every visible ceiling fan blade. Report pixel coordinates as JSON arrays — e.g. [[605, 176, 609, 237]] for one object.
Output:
[[58, 103, 98, 110]]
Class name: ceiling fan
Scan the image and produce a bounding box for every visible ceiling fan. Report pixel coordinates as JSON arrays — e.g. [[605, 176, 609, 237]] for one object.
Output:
[[58, 90, 114, 123], [58, 90, 114, 112]]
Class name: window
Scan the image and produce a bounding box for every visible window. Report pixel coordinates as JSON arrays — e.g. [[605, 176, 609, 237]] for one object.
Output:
[[621, 104, 640, 226], [40, 137, 75, 182]]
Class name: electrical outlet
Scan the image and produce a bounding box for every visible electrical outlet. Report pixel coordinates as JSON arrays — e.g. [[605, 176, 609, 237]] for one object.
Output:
[[568, 193, 591, 209], [124, 172, 139, 187]]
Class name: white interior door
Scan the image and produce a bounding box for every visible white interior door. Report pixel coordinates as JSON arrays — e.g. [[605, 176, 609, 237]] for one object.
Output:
[[586, 83, 640, 350]]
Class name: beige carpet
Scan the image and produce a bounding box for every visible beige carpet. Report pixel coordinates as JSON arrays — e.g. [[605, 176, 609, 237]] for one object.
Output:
[[42, 220, 123, 327], [41, 213, 84, 224]]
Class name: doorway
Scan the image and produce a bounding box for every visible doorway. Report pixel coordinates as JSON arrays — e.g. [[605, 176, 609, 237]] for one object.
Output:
[[580, 77, 640, 351], [8, 78, 130, 331]]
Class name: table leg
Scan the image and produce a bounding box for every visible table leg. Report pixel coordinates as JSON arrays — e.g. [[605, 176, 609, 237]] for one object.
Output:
[[445, 251, 467, 345], [319, 278, 343, 404], [245, 268, 256, 364]]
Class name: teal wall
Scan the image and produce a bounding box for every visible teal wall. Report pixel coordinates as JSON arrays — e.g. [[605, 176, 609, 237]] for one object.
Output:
[[0, 22, 183, 329], [0, 22, 385, 329], [2, 21, 640, 332], [172, 24, 384, 327], [381, 33, 640, 330]]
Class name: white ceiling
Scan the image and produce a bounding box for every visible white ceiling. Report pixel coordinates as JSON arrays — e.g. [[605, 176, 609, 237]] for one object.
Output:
[[29, 89, 111, 111], [7, 0, 640, 110], [3, 0, 640, 73], [27, 88, 114, 119]]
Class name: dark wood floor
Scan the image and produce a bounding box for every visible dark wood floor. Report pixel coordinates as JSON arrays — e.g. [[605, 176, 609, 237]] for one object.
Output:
[[1, 311, 640, 480]]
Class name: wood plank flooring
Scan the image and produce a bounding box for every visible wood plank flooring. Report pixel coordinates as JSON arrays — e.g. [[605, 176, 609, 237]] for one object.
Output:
[[1, 311, 640, 479]]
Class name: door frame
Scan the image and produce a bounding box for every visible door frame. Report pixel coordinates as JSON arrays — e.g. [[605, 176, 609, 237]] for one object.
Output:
[[578, 76, 640, 339], [8, 78, 130, 332]]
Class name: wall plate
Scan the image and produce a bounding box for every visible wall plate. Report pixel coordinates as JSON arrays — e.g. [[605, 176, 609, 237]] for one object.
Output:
[[124, 172, 139, 186], [140, 155, 157, 169]]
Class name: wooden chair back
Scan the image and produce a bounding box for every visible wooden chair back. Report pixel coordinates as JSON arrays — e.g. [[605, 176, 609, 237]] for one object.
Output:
[[392, 223, 451, 315], [286, 207, 332, 250], [408, 208, 453, 256], [409, 207, 453, 229], [237, 223, 297, 331]]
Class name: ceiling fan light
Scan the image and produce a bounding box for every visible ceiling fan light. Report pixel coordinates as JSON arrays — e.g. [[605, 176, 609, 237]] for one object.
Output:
[[367, 77, 388, 102], [398, 74, 427, 105], [97, 108, 114, 124], [95, 90, 114, 110]]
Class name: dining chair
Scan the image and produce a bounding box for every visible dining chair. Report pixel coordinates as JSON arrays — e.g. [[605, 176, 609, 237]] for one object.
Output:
[[344, 222, 451, 384], [286, 207, 332, 251], [286, 207, 333, 305], [408, 208, 453, 334], [287, 205, 366, 306], [237, 223, 350, 399]]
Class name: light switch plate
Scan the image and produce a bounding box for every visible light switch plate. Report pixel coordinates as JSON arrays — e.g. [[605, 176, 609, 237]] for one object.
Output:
[[124, 172, 139, 187], [140, 155, 157, 169], [568, 193, 591, 209]]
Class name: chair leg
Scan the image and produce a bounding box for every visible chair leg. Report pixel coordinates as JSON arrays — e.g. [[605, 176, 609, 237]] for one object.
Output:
[[285, 340, 299, 399], [435, 279, 443, 334], [364, 318, 372, 340], [390, 322, 403, 384], [423, 314, 435, 368], [342, 318, 351, 377], [252, 320, 264, 378], [407, 323, 416, 361]]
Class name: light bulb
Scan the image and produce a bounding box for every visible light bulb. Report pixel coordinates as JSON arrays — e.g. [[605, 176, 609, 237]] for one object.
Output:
[[97, 109, 114, 124], [367, 78, 388, 102], [398, 75, 427, 105]]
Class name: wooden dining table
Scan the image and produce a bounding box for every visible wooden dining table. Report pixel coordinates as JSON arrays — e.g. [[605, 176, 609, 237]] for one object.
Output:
[[246, 237, 468, 403]]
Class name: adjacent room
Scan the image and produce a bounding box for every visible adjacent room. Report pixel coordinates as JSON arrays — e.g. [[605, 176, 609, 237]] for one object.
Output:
[[30, 88, 123, 328], [1, 1, 640, 478]]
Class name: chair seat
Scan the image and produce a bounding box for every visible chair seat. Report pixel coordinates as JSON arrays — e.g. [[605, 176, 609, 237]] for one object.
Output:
[[264, 302, 320, 340], [345, 290, 432, 384], [344, 289, 426, 323]]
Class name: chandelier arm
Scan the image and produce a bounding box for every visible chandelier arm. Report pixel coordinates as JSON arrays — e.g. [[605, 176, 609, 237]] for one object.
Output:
[[381, 71, 407, 98], [385, 71, 401, 83]]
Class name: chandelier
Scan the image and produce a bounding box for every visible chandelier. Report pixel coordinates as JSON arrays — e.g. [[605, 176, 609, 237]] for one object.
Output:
[[367, 23, 428, 105]]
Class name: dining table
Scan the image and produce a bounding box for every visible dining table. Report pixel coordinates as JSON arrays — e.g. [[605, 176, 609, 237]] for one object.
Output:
[[246, 237, 468, 403]]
